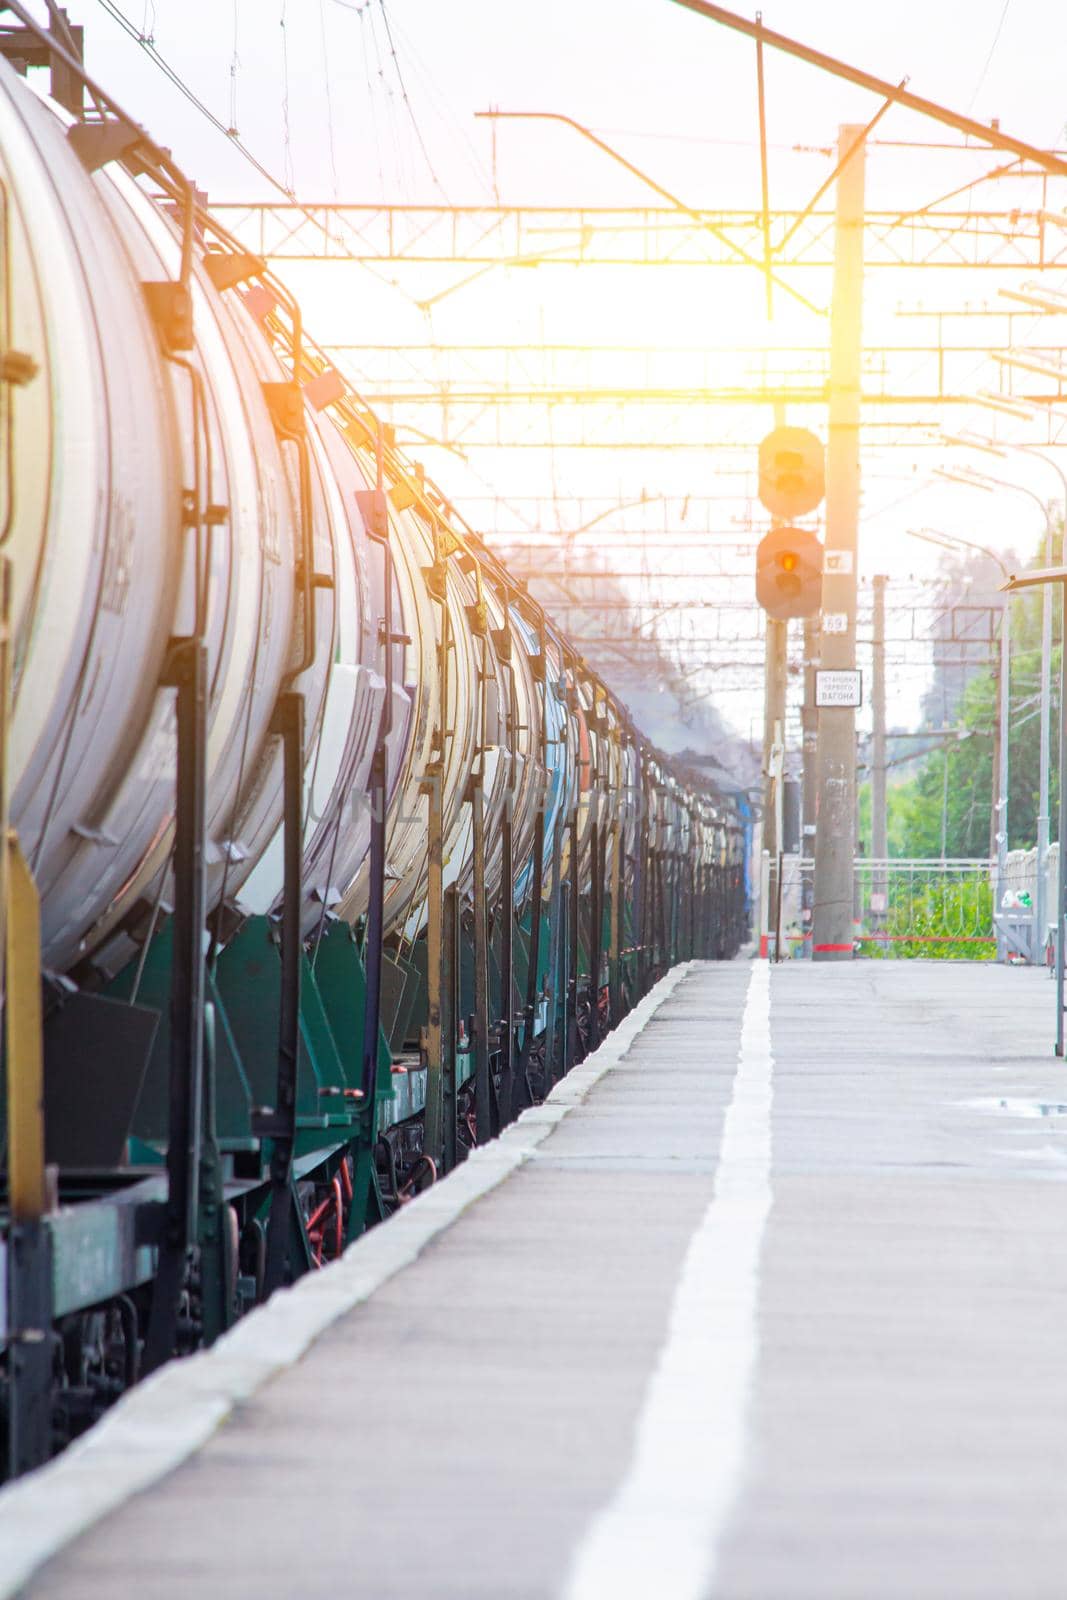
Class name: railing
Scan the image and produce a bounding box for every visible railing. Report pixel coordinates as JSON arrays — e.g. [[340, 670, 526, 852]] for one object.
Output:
[[763, 855, 999, 959], [852, 858, 995, 958]]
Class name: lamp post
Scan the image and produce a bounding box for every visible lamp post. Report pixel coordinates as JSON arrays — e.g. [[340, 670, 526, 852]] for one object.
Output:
[[908, 523, 1012, 959], [940, 437, 1066, 955]]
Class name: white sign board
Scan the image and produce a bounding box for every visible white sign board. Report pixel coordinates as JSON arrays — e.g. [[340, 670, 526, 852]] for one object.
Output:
[[824, 550, 853, 575], [822, 611, 848, 634], [816, 668, 863, 708]]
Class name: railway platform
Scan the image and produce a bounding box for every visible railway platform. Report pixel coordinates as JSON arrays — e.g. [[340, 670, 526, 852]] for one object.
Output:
[[3, 957, 1067, 1599]]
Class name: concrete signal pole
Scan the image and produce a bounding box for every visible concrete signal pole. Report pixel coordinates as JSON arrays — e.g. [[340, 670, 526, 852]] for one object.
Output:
[[755, 443, 824, 960], [800, 616, 820, 952], [813, 124, 866, 960]]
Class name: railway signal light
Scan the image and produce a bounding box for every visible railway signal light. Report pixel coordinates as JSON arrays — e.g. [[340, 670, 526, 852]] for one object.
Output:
[[758, 426, 825, 518], [756, 527, 823, 620]]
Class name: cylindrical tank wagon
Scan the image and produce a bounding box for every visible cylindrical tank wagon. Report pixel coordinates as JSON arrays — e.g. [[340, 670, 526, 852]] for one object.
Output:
[[0, 27, 748, 1478]]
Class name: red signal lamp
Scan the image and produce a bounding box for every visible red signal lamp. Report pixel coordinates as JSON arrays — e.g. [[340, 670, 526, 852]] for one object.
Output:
[[755, 526, 823, 620]]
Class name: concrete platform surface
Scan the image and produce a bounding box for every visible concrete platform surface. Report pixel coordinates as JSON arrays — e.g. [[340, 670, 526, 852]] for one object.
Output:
[[13, 958, 1067, 1599]]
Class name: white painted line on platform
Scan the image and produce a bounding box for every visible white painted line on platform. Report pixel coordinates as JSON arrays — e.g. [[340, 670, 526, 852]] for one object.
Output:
[[0, 962, 695, 1600], [563, 960, 773, 1600]]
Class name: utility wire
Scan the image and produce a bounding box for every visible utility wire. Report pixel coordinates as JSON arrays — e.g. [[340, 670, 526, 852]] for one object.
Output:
[[345, 0, 386, 193], [96, 0, 295, 192], [92, 0, 419, 302], [228, 0, 239, 136], [384, 5, 494, 198], [967, 0, 1012, 115], [318, 0, 340, 198], [375, 0, 446, 196], [363, 1, 408, 195], [279, 0, 294, 194]]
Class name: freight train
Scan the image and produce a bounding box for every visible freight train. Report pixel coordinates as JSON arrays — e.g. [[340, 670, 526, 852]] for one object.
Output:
[[0, 13, 749, 1479]]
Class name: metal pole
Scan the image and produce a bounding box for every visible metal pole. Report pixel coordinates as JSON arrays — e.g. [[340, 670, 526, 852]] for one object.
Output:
[[470, 779, 492, 1146], [982, 482, 1059, 956], [422, 766, 445, 1165], [989, 653, 1001, 867], [1014, 455, 1067, 961], [145, 637, 208, 1361], [423, 556, 451, 1161], [813, 123, 865, 961], [359, 469, 392, 1115], [5, 834, 52, 1477], [762, 619, 787, 857], [498, 795, 515, 1120], [800, 615, 819, 953], [996, 557, 1066, 1047], [996, 603, 1011, 961], [608, 791, 623, 1020], [1057, 578, 1067, 1054], [587, 814, 602, 1048], [567, 805, 581, 1064], [940, 748, 950, 864], [516, 803, 546, 1113], [1036, 511, 1054, 957], [871, 575, 888, 931], [543, 800, 565, 1088], [762, 615, 787, 957], [441, 884, 459, 1172], [260, 691, 305, 1302]]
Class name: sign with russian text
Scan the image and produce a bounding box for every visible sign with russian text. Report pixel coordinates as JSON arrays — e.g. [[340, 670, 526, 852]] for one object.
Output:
[[815, 668, 862, 708]]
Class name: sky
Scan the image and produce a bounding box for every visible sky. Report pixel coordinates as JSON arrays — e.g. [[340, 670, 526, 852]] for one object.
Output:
[[76, 0, 1067, 204], [38, 0, 1067, 741]]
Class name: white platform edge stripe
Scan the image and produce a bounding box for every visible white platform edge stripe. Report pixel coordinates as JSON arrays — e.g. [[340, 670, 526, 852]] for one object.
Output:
[[563, 960, 773, 1600], [0, 960, 695, 1598]]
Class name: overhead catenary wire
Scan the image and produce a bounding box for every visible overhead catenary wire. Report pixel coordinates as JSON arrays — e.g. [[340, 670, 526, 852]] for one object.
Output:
[[279, 0, 294, 194], [318, 0, 340, 199], [374, 0, 446, 197], [967, 0, 1013, 115], [362, 0, 412, 197], [348, 0, 386, 194], [383, 4, 494, 198], [95, 0, 296, 191], [92, 0, 420, 301], [227, 0, 239, 136]]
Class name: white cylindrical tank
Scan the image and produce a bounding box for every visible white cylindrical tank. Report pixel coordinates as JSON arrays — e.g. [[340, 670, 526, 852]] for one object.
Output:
[[1, 60, 187, 969]]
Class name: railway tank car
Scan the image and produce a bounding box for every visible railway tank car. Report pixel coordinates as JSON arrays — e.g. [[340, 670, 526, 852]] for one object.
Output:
[[0, 20, 749, 1480]]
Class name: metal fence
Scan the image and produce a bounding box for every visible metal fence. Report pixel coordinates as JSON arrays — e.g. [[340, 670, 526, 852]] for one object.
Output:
[[763, 855, 999, 959], [851, 858, 995, 958]]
